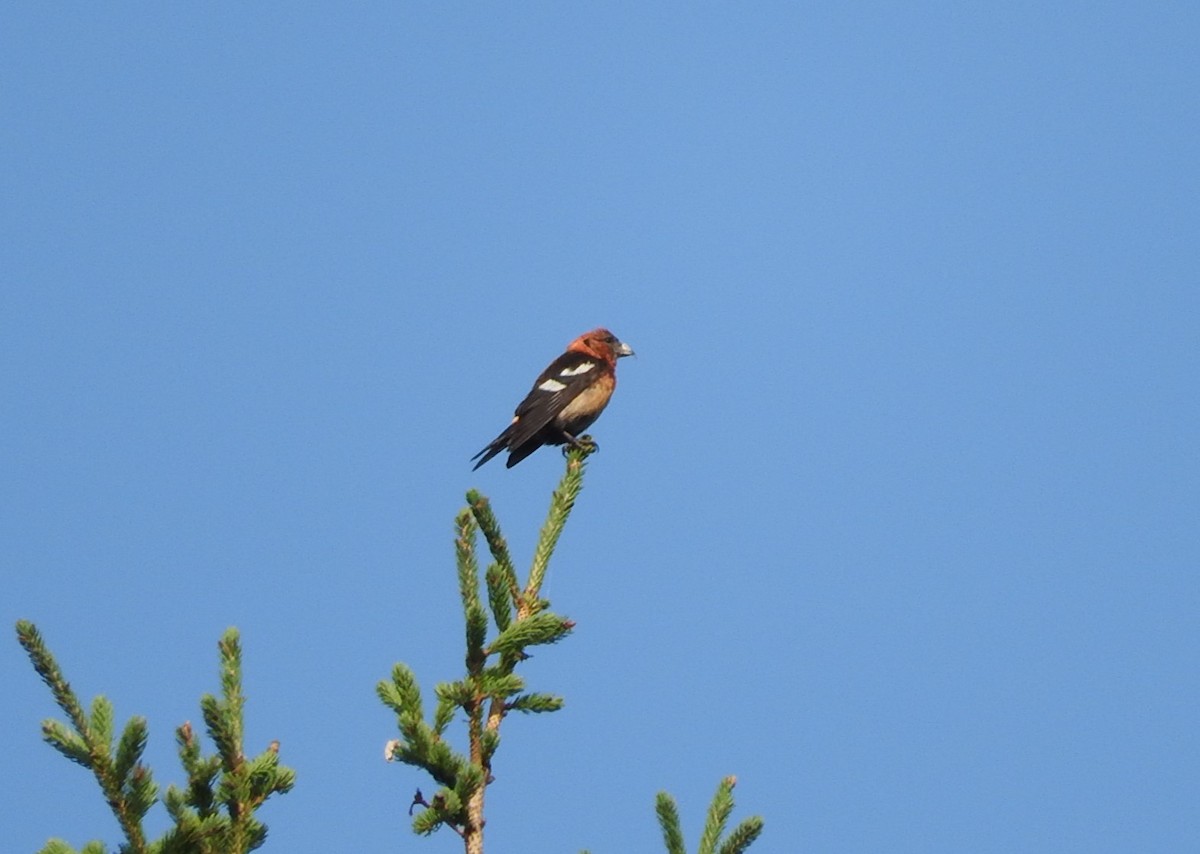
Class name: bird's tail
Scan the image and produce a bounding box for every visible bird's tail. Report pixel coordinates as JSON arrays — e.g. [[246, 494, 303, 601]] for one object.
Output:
[[471, 444, 503, 470], [471, 425, 514, 470]]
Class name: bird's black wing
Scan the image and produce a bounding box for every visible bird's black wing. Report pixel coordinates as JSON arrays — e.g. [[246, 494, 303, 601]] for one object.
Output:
[[503, 350, 607, 449]]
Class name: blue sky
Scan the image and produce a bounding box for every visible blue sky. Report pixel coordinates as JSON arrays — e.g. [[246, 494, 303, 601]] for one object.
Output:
[[3, 4, 1196, 852]]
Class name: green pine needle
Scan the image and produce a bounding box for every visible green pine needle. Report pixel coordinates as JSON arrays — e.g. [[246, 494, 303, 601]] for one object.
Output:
[[113, 717, 149, 781], [17, 622, 292, 854], [717, 817, 765, 854], [526, 444, 591, 601], [380, 449, 605, 849], [699, 777, 736, 854], [506, 692, 565, 714], [487, 612, 574, 657], [479, 670, 524, 698], [485, 563, 514, 632], [467, 492, 521, 612], [88, 696, 115, 753], [656, 792, 687, 854], [42, 719, 91, 767], [17, 620, 91, 740]]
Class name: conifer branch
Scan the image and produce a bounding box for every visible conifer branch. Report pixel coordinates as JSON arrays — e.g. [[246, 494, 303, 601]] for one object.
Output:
[[524, 444, 590, 613], [16, 620, 152, 853], [16, 621, 293, 854], [486, 612, 574, 657], [455, 511, 483, 615], [698, 776, 735, 854], [484, 564, 513, 633], [656, 792, 687, 854], [657, 777, 764, 854], [467, 491, 520, 614], [37, 841, 107, 854], [505, 693, 564, 714], [716, 817, 765, 854], [380, 445, 765, 853], [382, 447, 593, 852]]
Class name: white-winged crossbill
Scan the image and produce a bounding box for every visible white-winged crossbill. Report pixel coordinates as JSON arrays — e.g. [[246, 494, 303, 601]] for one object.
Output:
[[472, 328, 634, 469]]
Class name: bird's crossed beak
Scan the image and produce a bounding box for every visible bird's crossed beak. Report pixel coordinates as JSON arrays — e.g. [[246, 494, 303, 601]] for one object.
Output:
[[615, 340, 635, 358]]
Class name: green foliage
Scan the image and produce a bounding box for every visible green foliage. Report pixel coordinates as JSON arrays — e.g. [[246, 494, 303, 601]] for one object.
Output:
[[380, 444, 765, 853], [36, 841, 108, 854], [379, 446, 763, 854], [379, 445, 593, 849], [505, 692, 565, 714], [20, 437, 766, 854], [15, 621, 294, 854], [484, 564, 513, 633], [487, 611, 574, 656], [527, 449, 588, 598], [656, 777, 764, 854], [657, 792, 687, 854]]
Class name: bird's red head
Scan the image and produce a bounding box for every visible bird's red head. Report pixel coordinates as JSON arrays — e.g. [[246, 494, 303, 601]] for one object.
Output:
[[568, 328, 635, 364]]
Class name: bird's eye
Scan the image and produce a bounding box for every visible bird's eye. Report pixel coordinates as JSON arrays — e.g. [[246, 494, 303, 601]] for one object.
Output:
[[604, 334, 616, 343]]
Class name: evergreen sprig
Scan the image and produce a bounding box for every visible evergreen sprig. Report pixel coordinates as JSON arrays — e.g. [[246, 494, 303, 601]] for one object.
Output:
[[380, 443, 594, 851], [381, 443, 765, 853], [656, 777, 764, 854], [17, 620, 154, 853], [19, 427, 769, 854], [15, 621, 294, 854], [466, 492, 520, 614], [526, 447, 589, 608], [656, 792, 687, 854]]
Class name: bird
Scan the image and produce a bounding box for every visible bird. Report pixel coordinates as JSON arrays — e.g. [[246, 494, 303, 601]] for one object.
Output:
[[472, 328, 634, 469]]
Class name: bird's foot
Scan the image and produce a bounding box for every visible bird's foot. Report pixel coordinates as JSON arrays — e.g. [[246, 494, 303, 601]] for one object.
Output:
[[562, 434, 599, 458]]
